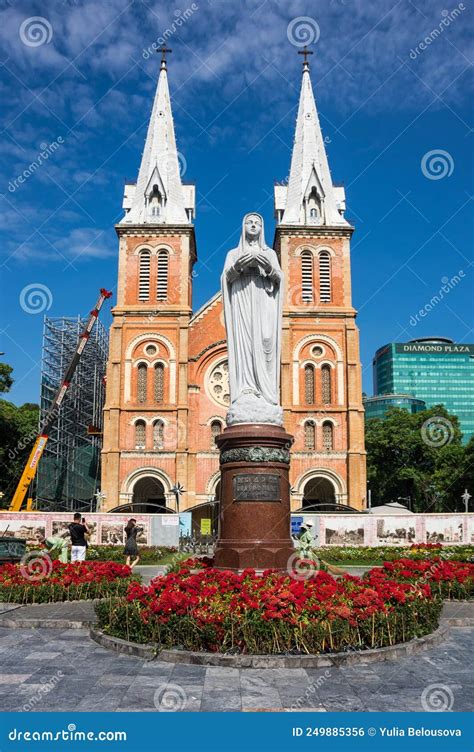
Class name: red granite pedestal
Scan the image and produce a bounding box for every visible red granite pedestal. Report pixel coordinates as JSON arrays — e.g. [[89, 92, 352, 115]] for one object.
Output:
[[214, 423, 294, 572]]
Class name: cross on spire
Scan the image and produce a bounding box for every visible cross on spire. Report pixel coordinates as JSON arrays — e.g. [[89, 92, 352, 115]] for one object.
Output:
[[298, 45, 313, 70], [158, 45, 172, 69]]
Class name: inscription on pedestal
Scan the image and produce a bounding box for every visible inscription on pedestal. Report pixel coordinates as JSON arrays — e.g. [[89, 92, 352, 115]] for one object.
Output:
[[233, 474, 281, 502]]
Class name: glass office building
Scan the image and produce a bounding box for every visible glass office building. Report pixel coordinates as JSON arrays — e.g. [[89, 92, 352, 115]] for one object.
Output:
[[372, 337, 474, 442], [364, 394, 426, 420]]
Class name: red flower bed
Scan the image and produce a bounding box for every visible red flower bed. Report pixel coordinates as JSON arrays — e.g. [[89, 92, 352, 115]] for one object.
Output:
[[0, 560, 138, 604], [96, 558, 447, 654], [368, 558, 474, 600]]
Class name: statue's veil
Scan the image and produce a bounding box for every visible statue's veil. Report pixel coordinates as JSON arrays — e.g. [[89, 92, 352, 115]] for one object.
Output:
[[237, 212, 267, 256]]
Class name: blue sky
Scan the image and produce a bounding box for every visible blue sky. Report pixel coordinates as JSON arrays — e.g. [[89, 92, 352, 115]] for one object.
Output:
[[1, 0, 473, 406]]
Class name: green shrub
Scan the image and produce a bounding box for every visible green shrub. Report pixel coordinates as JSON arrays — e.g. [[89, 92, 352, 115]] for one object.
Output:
[[86, 545, 178, 564]]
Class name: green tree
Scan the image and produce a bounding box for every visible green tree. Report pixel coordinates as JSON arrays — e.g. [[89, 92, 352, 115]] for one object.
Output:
[[0, 362, 13, 393], [366, 405, 465, 512], [0, 364, 40, 508], [450, 435, 474, 511]]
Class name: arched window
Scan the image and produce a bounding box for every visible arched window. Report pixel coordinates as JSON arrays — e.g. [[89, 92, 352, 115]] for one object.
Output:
[[138, 251, 151, 301], [157, 250, 169, 301], [153, 419, 164, 449], [322, 421, 334, 451], [307, 188, 322, 224], [137, 363, 147, 403], [148, 184, 163, 218], [154, 363, 164, 403], [321, 364, 332, 405], [319, 251, 331, 302], [301, 251, 313, 303], [304, 420, 316, 450], [135, 420, 146, 449], [304, 364, 315, 405], [211, 420, 222, 448]]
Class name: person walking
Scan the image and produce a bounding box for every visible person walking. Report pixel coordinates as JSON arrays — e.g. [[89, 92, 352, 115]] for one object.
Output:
[[68, 513, 89, 562], [124, 519, 141, 569]]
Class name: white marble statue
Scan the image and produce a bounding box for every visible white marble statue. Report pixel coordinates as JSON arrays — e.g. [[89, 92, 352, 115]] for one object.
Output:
[[221, 212, 283, 425]]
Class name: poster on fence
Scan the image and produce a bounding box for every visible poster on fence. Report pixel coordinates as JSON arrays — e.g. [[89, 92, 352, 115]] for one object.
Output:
[[0, 515, 46, 543], [322, 516, 367, 546], [424, 515, 464, 544], [375, 517, 416, 545]]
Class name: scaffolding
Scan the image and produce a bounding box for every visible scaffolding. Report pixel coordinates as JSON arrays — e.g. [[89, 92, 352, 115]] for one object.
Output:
[[36, 316, 108, 512]]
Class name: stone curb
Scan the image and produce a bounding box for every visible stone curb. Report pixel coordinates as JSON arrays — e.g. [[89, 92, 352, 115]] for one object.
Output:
[[90, 622, 452, 668], [0, 617, 92, 629], [0, 599, 99, 630], [90, 627, 156, 658], [442, 617, 474, 626]]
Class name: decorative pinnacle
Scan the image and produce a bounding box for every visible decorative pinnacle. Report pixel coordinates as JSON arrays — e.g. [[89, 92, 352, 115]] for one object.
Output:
[[298, 45, 313, 71], [158, 45, 172, 70]]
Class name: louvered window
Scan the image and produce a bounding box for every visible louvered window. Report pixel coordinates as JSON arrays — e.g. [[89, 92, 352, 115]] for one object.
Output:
[[211, 420, 222, 448], [304, 421, 316, 450], [304, 364, 315, 405], [321, 364, 332, 405], [137, 364, 147, 403], [319, 251, 331, 302], [138, 251, 151, 301], [157, 251, 169, 301], [154, 363, 164, 403], [322, 422, 334, 451], [135, 420, 146, 449], [153, 420, 164, 449], [301, 251, 313, 303]]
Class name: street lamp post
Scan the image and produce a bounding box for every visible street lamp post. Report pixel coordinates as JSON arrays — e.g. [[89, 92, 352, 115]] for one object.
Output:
[[397, 495, 411, 512]]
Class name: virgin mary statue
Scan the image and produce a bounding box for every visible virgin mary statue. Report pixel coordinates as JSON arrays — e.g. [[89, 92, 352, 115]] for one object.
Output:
[[222, 212, 283, 425]]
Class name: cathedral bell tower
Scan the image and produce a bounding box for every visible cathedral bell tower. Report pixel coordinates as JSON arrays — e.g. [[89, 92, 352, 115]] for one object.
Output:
[[274, 48, 366, 510], [101, 49, 196, 512]]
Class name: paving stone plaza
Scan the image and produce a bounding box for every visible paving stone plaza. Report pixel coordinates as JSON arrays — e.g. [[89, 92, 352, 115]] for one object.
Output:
[[1, 594, 472, 713]]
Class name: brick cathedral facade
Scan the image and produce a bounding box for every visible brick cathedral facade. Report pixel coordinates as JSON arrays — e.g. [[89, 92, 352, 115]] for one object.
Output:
[[101, 54, 366, 519]]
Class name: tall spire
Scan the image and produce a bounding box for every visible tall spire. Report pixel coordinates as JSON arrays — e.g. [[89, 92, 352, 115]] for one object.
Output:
[[121, 51, 194, 225], [275, 50, 347, 227]]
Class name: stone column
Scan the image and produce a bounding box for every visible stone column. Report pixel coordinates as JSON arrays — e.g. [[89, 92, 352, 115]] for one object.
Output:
[[214, 423, 295, 571]]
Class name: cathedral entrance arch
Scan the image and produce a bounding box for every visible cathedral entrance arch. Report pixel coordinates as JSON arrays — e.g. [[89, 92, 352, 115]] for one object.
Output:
[[112, 469, 174, 514], [302, 476, 336, 508], [296, 473, 360, 513], [132, 476, 167, 513]]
